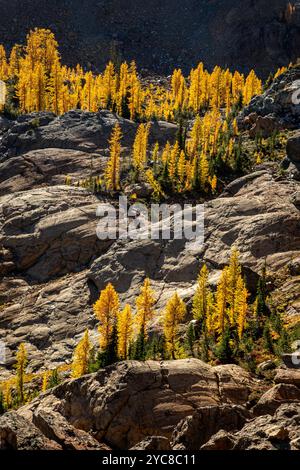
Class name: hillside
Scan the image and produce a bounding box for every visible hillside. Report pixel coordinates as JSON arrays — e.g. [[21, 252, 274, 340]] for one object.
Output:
[[0, 25, 300, 453], [0, 0, 300, 76]]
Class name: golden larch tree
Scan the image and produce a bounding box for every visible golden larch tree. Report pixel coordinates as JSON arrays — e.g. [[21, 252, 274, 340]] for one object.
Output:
[[48, 57, 64, 115], [236, 277, 249, 339], [145, 169, 165, 201], [41, 371, 49, 393], [163, 292, 187, 359], [105, 123, 122, 191], [15, 343, 28, 403], [94, 283, 120, 349], [136, 278, 156, 338], [117, 304, 133, 359], [9, 44, 23, 77], [210, 174, 218, 193], [168, 141, 180, 181], [71, 330, 92, 379], [151, 142, 160, 168], [189, 115, 202, 156], [243, 70, 262, 105], [177, 150, 186, 189], [214, 267, 230, 336], [132, 123, 150, 173], [199, 151, 210, 190], [193, 264, 209, 322], [0, 45, 9, 80]]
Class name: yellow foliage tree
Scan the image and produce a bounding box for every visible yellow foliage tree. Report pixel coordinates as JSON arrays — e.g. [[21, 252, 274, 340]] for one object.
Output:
[[117, 304, 133, 359], [136, 278, 156, 338], [151, 142, 160, 168], [168, 141, 180, 181], [41, 371, 49, 393], [145, 169, 165, 201], [199, 151, 210, 190], [189, 115, 202, 156], [161, 141, 171, 167], [71, 330, 92, 379], [93, 283, 120, 349], [105, 123, 122, 191], [236, 277, 249, 339], [214, 267, 230, 336], [177, 150, 186, 189], [132, 123, 150, 173], [210, 174, 217, 193], [9, 44, 23, 77], [0, 45, 9, 80], [48, 58, 64, 115], [163, 292, 187, 359], [26, 28, 60, 72], [227, 248, 242, 321], [243, 70, 262, 105], [171, 68, 186, 111], [3, 381, 12, 409], [15, 343, 28, 403], [193, 264, 209, 322]]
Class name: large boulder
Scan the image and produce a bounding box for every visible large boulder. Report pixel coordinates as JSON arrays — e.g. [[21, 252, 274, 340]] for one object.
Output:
[[0, 148, 104, 196], [0, 412, 61, 450], [0, 395, 109, 450], [4, 361, 300, 451], [171, 405, 250, 450], [0, 185, 112, 281], [241, 67, 300, 129], [287, 131, 300, 163], [253, 384, 300, 416], [202, 404, 300, 450], [0, 273, 96, 373], [31, 408, 109, 450], [11, 359, 261, 450], [248, 114, 281, 138], [0, 110, 177, 159], [275, 368, 300, 388]]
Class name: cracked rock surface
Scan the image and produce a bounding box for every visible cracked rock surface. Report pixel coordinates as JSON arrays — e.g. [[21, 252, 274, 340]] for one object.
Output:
[[0, 359, 264, 450], [1, 170, 299, 377], [2, 359, 300, 450]]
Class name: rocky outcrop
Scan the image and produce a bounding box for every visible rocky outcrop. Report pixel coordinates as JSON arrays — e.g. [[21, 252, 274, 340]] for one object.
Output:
[[282, 131, 300, 180], [275, 368, 300, 387], [3, 360, 300, 451], [246, 114, 281, 138], [0, 185, 112, 281], [31, 407, 110, 450], [0, 412, 61, 450], [171, 405, 250, 450], [0, 110, 177, 159], [287, 131, 300, 163], [0, 148, 104, 196], [253, 384, 300, 416], [88, 170, 300, 310], [204, 172, 300, 274], [1, 169, 299, 374], [130, 436, 171, 451], [0, 272, 97, 374], [242, 67, 300, 129], [0, 359, 263, 450], [202, 404, 300, 450], [0, 407, 110, 450]]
